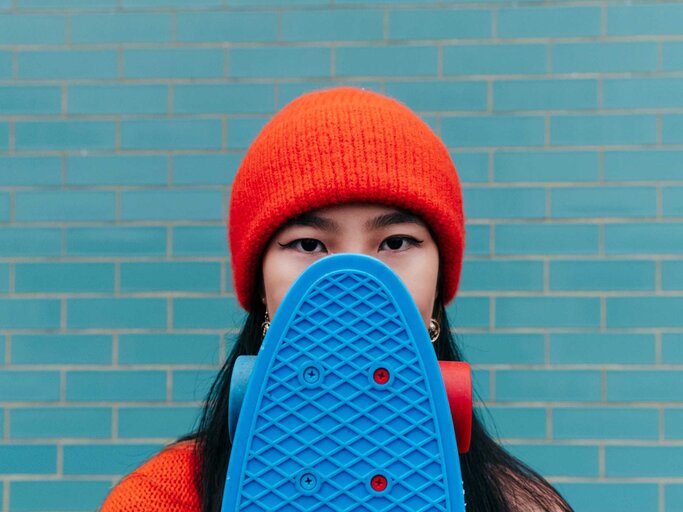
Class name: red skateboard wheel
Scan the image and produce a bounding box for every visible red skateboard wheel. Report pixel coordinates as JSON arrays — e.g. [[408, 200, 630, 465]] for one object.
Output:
[[439, 361, 472, 454]]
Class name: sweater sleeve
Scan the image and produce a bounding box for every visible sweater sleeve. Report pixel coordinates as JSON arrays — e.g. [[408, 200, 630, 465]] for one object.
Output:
[[99, 441, 201, 512]]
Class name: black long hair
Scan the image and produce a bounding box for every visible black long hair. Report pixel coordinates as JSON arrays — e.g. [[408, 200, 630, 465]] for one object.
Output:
[[178, 294, 573, 512]]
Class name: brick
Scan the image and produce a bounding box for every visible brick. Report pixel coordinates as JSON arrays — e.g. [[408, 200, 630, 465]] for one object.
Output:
[[68, 298, 166, 329], [119, 334, 219, 365], [0, 86, 61, 115], [174, 83, 275, 114], [551, 333, 655, 365], [607, 298, 683, 328], [16, 263, 113, 294], [67, 155, 168, 186], [668, 485, 683, 511], [176, 11, 276, 42], [0, 371, 60, 401], [552, 114, 657, 146], [608, 4, 683, 35], [173, 154, 241, 185], [553, 42, 657, 73], [498, 6, 600, 38], [664, 42, 683, 71], [494, 79, 597, 111], [121, 189, 223, 221], [451, 152, 488, 182], [228, 117, 268, 149], [172, 225, 227, 256], [15, 191, 116, 222], [554, 407, 658, 440], [277, 81, 381, 107], [463, 223, 489, 256], [71, 13, 170, 43], [472, 369, 490, 401], [479, 406, 546, 439], [120, 262, 220, 292], [664, 114, 683, 144], [283, 9, 383, 41], [664, 187, 683, 217], [0, 122, 7, 151], [118, 406, 201, 438], [0, 228, 61, 257], [605, 222, 683, 255], [555, 483, 658, 512], [494, 151, 598, 182], [496, 370, 601, 402], [0, 14, 64, 44], [552, 186, 656, 219], [125, 0, 219, 6], [19, 50, 117, 80], [604, 78, 683, 109], [336, 45, 436, 77], [389, 9, 490, 40], [496, 223, 599, 255], [665, 409, 683, 440], [444, 44, 547, 75], [232, 0, 324, 4], [172, 369, 218, 401], [231, 47, 329, 78], [607, 446, 683, 477], [0, 157, 61, 186], [12, 334, 112, 365], [446, 297, 489, 329], [0, 51, 9, 79], [604, 150, 683, 181], [121, 119, 221, 150], [69, 85, 167, 115], [10, 407, 111, 439], [463, 186, 545, 218], [16, 121, 116, 151], [0, 192, 8, 221], [173, 297, 240, 329], [0, 263, 7, 293], [442, 116, 545, 147], [460, 260, 543, 292], [663, 333, 683, 364], [66, 371, 166, 402], [506, 444, 598, 477], [608, 370, 683, 401], [461, 333, 544, 365], [383, 81, 487, 112], [10, 481, 111, 511], [19, 0, 115, 5], [124, 48, 223, 79], [0, 299, 60, 330], [0, 445, 56, 474], [66, 227, 166, 256], [496, 297, 601, 328], [63, 444, 163, 475]]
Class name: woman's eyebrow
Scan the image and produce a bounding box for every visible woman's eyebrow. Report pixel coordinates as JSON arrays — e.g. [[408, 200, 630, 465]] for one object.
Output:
[[282, 211, 425, 232]]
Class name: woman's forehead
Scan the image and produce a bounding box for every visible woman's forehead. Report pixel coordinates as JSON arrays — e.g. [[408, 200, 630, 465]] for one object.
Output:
[[280, 204, 427, 231]]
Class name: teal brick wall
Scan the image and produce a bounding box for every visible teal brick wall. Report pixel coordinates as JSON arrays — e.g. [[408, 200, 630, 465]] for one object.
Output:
[[0, 1, 682, 511]]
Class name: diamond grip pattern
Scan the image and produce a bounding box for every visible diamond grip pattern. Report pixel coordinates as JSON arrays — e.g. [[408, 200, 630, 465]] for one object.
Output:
[[224, 256, 464, 512]]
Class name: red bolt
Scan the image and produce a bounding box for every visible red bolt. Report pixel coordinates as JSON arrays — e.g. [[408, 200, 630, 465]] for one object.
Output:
[[373, 368, 390, 385], [371, 474, 387, 492]]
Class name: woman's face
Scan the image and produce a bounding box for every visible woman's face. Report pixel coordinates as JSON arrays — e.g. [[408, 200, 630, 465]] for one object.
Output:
[[261, 203, 440, 327]]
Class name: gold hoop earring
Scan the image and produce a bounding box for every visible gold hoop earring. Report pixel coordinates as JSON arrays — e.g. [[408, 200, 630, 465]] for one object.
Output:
[[428, 318, 440, 344], [261, 311, 271, 339]]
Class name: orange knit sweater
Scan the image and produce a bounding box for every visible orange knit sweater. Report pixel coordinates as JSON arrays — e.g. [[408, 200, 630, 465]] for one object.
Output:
[[100, 441, 201, 511]]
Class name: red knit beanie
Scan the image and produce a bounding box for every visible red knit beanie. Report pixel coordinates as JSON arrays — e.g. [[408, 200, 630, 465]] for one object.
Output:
[[228, 86, 465, 311]]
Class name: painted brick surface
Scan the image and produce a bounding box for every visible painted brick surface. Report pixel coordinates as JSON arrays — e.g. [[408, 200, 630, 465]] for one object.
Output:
[[1, 2, 681, 511]]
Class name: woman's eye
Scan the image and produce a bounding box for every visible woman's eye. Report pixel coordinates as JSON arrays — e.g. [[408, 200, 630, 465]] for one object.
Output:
[[380, 236, 422, 252], [280, 238, 326, 253]]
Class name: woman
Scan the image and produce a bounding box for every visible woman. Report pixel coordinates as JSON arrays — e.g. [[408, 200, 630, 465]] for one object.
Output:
[[100, 87, 573, 512]]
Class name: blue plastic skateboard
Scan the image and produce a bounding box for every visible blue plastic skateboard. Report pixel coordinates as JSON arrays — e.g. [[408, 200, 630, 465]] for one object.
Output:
[[222, 254, 470, 511]]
